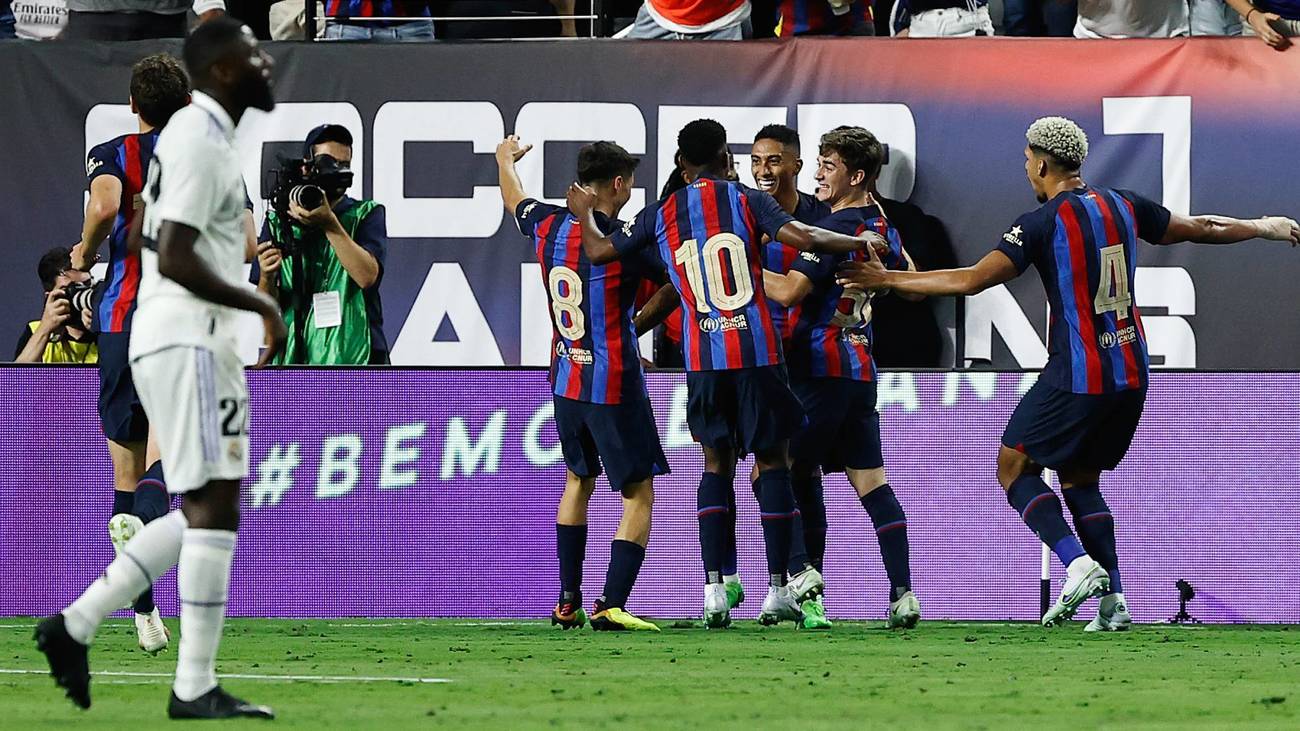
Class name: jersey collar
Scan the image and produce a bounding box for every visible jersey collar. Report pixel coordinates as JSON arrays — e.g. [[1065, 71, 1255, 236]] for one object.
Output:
[[191, 91, 236, 142]]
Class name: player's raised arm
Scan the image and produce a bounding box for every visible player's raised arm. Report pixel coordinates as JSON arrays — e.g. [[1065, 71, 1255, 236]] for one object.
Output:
[[565, 181, 621, 265], [838, 248, 1020, 298], [762, 268, 814, 307], [776, 220, 886, 255], [1159, 213, 1300, 247], [496, 135, 534, 214]]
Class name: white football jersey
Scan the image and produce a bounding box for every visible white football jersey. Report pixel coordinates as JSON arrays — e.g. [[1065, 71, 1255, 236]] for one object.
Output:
[[131, 91, 249, 359]]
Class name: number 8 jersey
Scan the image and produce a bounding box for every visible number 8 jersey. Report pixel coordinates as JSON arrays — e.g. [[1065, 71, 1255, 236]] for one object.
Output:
[[612, 175, 795, 372], [518, 199, 666, 405], [995, 186, 1171, 395]]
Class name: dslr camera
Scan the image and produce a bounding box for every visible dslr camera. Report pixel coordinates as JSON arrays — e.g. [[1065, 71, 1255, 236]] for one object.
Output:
[[60, 278, 98, 313], [267, 153, 354, 253]]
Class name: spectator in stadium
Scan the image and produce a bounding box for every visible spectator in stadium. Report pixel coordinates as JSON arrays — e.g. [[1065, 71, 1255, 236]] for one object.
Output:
[[626, 0, 753, 39], [891, 0, 995, 37], [1189, 0, 1242, 35], [322, 0, 435, 41], [1002, 0, 1076, 36], [62, 0, 224, 40], [774, 0, 875, 36], [14, 247, 98, 364], [13, 0, 70, 39], [438, 1, 579, 39], [1073, 0, 1189, 37], [1225, 0, 1298, 47], [252, 124, 390, 365]]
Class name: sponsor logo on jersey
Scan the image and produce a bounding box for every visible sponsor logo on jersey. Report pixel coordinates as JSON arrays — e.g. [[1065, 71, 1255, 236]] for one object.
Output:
[[622, 220, 634, 237], [699, 314, 749, 333], [86, 157, 103, 177], [1098, 325, 1138, 349], [1002, 225, 1024, 247], [843, 332, 870, 347], [800, 251, 821, 264], [556, 340, 593, 364]]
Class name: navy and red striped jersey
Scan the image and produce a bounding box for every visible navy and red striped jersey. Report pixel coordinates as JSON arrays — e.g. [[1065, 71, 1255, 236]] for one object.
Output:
[[86, 131, 158, 334], [764, 190, 830, 345], [325, 1, 431, 18], [518, 198, 665, 405], [613, 175, 795, 372], [785, 204, 906, 382], [995, 186, 1171, 395], [776, 0, 874, 36]]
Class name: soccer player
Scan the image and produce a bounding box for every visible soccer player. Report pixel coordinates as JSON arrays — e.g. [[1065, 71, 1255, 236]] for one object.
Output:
[[71, 53, 190, 655], [764, 126, 922, 630], [566, 118, 884, 628], [497, 135, 674, 632], [36, 18, 287, 717], [838, 116, 1300, 629]]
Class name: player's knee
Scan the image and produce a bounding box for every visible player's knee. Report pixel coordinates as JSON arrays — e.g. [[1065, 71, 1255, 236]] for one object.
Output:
[[849, 467, 888, 497], [1058, 468, 1101, 489], [702, 447, 736, 478], [753, 445, 790, 473], [996, 446, 1036, 490], [621, 478, 654, 507]]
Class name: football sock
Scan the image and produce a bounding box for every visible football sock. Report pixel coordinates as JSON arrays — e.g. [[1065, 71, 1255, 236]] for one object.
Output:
[[722, 481, 738, 576], [1063, 483, 1123, 595], [792, 469, 827, 572], [601, 540, 646, 610], [555, 524, 587, 597], [112, 489, 134, 517], [786, 508, 810, 577], [131, 462, 169, 616], [697, 472, 730, 583], [63, 510, 187, 645], [860, 485, 912, 602], [756, 468, 797, 586], [174, 529, 235, 702], [1007, 475, 1085, 568]]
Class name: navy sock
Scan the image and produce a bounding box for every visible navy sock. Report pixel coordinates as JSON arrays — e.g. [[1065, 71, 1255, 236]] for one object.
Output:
[[697, 472, 730, 583], [792, 469, 826, 573], [786, 508, 809, 577], [860, 484, 912, 602], [721, 481, 738, 576], [112, 489, 134, 517], [601, 540, 646, 610], [1006, 475, 1085, 568], [1063, 483, 1122, 594], [556, 524, 587, 598], [756, 468, 797, 586], [130, 462, 170, 616]]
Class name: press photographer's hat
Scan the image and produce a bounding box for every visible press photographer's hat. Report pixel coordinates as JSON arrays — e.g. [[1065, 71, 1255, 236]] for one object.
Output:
[[303, 124, 353, 158]]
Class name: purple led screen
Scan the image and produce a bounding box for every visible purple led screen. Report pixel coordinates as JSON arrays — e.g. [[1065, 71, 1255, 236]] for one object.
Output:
[[2, 368, 1297, 623]]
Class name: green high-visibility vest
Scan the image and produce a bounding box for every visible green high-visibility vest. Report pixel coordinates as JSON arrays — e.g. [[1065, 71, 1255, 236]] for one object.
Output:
[[266, 199, 379, 365]]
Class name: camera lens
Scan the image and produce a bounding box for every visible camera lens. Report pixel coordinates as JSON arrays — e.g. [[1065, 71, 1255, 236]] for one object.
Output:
[[292, 185, 325, 211]]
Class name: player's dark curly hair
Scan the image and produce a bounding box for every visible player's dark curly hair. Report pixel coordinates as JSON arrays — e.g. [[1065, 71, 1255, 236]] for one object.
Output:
[[818, 126, 883, 183], [677, 119, 728, 169], [576, 141, 639, 185], [130, 53, 190, 129], [754, 123, 800, 153]]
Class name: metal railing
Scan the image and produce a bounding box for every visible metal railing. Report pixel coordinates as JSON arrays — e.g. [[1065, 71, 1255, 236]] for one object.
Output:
[[303, 1, 615, 40]]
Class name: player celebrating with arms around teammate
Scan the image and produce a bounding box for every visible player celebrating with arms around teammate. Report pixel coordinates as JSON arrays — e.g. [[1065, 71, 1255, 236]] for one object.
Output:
[[36, 18, 287, 718], [498, 135, 677, 632], [567, 119, 886, 629], [838, 116, 1300, 629], [763, 126, 922, 630]]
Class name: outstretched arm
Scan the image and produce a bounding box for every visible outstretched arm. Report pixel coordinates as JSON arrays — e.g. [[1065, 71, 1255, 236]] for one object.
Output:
[[838, 249, 1019, 298], [776, 220, 886, 255], [762, 269, 814, 307], [496, 135, 534, 215], [1159, 213, 1299, 246]]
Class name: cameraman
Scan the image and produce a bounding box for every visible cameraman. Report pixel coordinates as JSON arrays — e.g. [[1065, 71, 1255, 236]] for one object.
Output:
[[14, 247, 98, 364], [253, 124, 389, 364]]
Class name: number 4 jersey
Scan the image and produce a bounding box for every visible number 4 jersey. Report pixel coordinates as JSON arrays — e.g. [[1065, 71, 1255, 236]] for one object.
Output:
[[612, 174, 795, 372], [517, 198, 667, 405], [995, 186, 1171, 395]]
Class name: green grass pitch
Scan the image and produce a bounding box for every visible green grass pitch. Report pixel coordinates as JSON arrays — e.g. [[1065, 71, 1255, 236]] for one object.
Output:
[[2, 619, 1298, 729]]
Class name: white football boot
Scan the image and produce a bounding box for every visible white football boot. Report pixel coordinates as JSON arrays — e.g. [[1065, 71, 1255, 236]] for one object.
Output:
[[135, 607, 171, 653], [758, 586, 803, 626], [703, 584, 731, 629], [1042, 556, 1110, 627], [1085, 593, 1132, 632], [108, 513, 145, 609], [887, 591, 921, 629], [785, 566, 824, 603]]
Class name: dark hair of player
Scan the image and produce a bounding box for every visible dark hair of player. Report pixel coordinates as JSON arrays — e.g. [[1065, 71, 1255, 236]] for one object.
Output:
[[37, 247, 72, 292], [677, 119, 728, 169], [1027, 145, 1082, 174], [576, 141, 639, 185], [660, 162, 688, 201], [182, 15, 248, 84], [818, 125, 884, 183], [130, 53, 190, 129], [754, 123, 800, 154]]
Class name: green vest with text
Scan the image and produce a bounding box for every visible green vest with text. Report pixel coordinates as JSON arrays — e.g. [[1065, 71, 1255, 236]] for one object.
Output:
[[266, 199, 378, 365]]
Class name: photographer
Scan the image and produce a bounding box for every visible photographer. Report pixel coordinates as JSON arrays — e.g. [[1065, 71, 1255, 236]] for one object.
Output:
[[14, 247, 98, 364], [253, 124, 389, 364]]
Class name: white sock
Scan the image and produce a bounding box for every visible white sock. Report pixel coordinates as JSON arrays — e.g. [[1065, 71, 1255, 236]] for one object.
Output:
[[1066, 555, 1096, 578], [63, 510, 187, 645], [723, 573, 741, 585], [173, 529, 236, 702]]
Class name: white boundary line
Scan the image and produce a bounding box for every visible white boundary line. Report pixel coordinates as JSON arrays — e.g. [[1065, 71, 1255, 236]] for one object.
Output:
[[0, 669, 451, 684]]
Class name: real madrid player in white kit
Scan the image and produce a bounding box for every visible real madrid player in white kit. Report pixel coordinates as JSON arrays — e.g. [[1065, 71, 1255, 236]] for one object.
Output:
[[36, 18, 287, 720]]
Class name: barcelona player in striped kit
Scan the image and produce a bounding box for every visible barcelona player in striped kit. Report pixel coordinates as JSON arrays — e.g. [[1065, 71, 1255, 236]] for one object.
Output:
[[838, 116, 1300, 630], [498, 136, 677, 632], [764, 126, 922, 630], [71, 54, 191, 655], [567, 119, 885, 629]]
